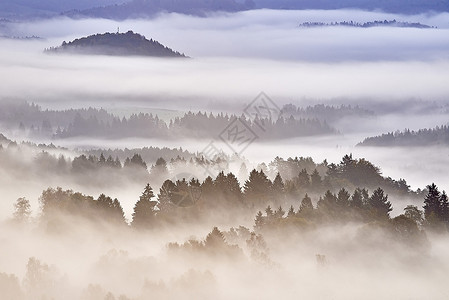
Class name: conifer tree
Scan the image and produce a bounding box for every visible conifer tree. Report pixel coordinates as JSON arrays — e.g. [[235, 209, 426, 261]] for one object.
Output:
[[131, 184, 157, 228]]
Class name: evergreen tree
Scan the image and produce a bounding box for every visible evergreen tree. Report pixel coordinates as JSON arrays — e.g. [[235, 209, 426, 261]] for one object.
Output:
[[275, 205, 285, 218], [296, 168, 310, 190], [350, 188, 364, 209], [205, 227, 226, 248], [254, 211, 265, 230], [299, 193, 314, 212], [317, 190, 337, 211], [157, 180, 176, 212], [272, 172, 285, 193], [243, 169, 272, 205], [131, 184, 157, 228], [265, 205, 274, 219], [98, 153, 106, 167], [310, 169, 322, 191], [423, 183, 441, 226], [226, 172, 242, 200], [337, 188, 350, 207], [439, 191, 449, 223], [368, 187, 392, 219]]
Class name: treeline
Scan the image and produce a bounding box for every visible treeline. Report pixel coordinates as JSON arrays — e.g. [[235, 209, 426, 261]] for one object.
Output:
[[0, 101, 114, 135], [268, 154, 417, 199], [358, 125, 449, 147], [65, 0, 256, 19], [299, 19, 434, 29], [0, 101, 336, 140], [13, 156, 435, 230], [55, 111, 335, 140], [0, 137, 420, 200], [281, 103, 374, 125], [13, 177, 448, 237]]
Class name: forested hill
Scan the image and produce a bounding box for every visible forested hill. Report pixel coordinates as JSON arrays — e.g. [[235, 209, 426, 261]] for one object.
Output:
[[45, 31, 187, 57], [358, 125, 449, 147]]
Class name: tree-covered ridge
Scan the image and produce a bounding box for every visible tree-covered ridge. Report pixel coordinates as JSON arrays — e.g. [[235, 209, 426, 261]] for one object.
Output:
[[17, 177, 448, 236], [0, 135, 422, 200], [299, 20, 434, 29], [358, 125, 449, 147], [0, 101, 336, 140], [45, 31, 187, 57], [65, 0, 255, 19], [52, 111, 336, 140], [281, 103, 374, 125]]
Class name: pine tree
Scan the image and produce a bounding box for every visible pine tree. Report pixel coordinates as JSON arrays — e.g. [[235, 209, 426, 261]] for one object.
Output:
[[272, 172, 285, 193], [299, 193, 314, 215], [337, 188, 350, 207], [243, 169, 272, 205], [310, 169, 322, 191], [205, 227, 226, 248], [423, 183, 441, 226], [296, 169, 310, 189], [350, 188, 364, 209], [157, 180, 176, 212], [369, 187, 392, 219], [255, 211, 265, 229], [275, 205, 285, 218], [131, 184, 157, 228], [265, 205, 274, 219], [439, 191, 449, 224]]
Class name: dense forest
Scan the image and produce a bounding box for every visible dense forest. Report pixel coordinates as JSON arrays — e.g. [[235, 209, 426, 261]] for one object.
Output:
[[2, 164, 445, 298], [0, 132, 423, 201], [358, 125, 449, 147], [45, 31, 187, 57]]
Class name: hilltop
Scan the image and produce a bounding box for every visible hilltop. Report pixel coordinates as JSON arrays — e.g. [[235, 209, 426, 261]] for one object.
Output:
[[45, 31, 187, 57]]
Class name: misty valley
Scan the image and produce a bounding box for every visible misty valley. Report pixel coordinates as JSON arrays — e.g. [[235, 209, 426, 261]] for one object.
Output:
[[1, 2, 449, 300]]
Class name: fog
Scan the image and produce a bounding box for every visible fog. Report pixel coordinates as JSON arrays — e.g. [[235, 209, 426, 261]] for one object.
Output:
[[1, 8, 449, 300], [0, 10, 449, 109], [1, 209, 449, 299]]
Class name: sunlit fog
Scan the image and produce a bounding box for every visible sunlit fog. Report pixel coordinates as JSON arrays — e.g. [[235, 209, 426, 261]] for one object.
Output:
[[1, 3, 449, 300]]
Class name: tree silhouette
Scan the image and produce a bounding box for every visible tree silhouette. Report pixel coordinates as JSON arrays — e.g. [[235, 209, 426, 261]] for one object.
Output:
[[131, 184, 157, 228], [310, 169, 322, 191], [13, 197, 31, 223], [423, 183, 441, 227], [299, 193, 314, 216], [243, 169, 272, 206], [369, 187, 392, 219]]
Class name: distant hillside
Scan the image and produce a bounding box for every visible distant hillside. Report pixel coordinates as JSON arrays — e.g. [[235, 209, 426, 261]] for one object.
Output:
[[65, 0, 255, 19], [358, 125, 449, 147], [45, 31, 187, 57], [0, 0, 125, 18]]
